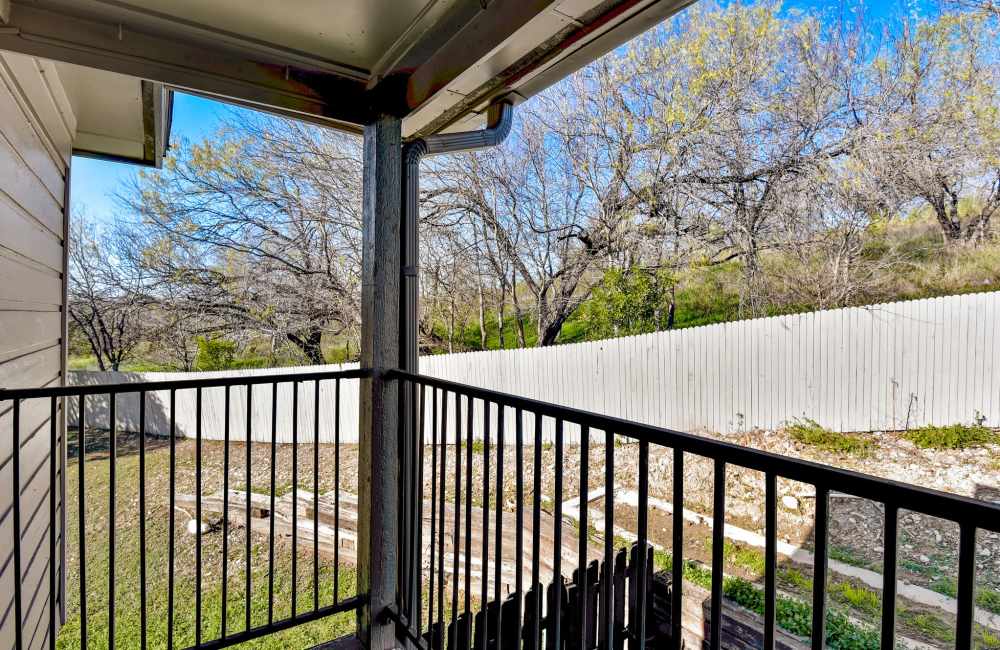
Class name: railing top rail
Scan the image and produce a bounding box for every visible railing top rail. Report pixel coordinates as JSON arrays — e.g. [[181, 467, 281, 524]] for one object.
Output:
[[0, 367, 373, 401], [392, 369, 1000, 532]]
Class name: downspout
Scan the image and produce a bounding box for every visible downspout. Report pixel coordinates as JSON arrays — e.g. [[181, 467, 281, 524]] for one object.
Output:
[[396, 101, 513, 640], [399, 100, 514, 373]]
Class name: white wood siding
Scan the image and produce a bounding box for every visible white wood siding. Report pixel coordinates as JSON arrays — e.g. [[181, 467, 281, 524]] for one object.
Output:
[[0, 52, 73, 650]]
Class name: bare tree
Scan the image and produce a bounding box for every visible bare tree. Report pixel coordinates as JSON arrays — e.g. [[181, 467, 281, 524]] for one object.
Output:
[[872, 13, 1000, 243], [945, 0, 1000, 18], [121, 113, 364, 364], [67, 218, 151, 370], [626, 3, 866, 316], [424, 88, 636, 346]]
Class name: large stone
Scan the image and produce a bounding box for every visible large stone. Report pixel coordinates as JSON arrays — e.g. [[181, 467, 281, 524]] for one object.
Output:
[[781, 495, 800, 510]]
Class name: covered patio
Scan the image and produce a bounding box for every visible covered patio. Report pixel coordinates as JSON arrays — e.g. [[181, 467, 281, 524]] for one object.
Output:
[[0, 0, 997, 649]]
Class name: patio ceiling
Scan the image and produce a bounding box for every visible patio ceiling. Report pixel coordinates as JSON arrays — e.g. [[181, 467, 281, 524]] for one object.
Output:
[[0, 0, 693, 163]]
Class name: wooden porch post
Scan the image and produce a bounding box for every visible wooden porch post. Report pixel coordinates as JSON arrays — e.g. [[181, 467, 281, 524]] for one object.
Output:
[[357, 114, 402, 649]]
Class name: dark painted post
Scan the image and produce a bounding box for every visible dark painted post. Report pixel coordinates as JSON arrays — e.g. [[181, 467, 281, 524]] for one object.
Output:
[[358, 114, 402, 649]]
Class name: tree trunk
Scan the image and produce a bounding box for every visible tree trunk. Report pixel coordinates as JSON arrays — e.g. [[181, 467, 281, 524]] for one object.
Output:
[[666, 285, 677, 330], [496, 285, 506, 349], [477, 278, 488, 350], [511, 273, 527, 348], [288, 328, 326, 364], [448, 298, 455, 354]]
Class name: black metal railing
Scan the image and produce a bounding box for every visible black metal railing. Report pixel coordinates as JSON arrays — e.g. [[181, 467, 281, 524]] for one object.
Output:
[[392, 370, 1000, 650], [1, 368, 367, 650]]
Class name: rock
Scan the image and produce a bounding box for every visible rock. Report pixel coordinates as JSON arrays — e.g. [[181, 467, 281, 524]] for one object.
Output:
[[781, 495, 800, 510], [918, 554, 930, 563], [187, 519, 210, 535]]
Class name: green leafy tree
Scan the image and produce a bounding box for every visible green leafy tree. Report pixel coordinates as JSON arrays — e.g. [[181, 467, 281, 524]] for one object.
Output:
[[580, 267, 675, 339]]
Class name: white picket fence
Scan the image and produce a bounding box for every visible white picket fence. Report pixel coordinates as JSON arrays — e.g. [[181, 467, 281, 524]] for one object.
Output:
[[70, 291, 1000, 443]]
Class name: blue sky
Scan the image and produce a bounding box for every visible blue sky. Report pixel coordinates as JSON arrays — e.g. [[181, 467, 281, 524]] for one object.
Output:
[[69, 0, 939, 221]]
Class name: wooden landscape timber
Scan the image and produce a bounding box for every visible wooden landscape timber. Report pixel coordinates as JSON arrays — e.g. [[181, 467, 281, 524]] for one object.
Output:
[[175, 489, 604, 595]]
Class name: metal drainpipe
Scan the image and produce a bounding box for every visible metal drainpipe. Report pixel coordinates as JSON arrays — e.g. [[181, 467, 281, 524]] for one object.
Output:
[[400, 101, 514, 373], [397, 100, 513, 636]]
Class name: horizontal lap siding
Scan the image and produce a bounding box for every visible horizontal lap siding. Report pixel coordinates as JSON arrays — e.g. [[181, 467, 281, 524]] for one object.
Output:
[[0, 51, 72, 650]]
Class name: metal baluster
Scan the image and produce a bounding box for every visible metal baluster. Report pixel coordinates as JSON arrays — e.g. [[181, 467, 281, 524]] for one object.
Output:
[[763, 473, 777, 650], [334, 377, 341, 605], [245, 384, 253, 632], [671, 449, 683, 650], [495, 402, 505, 649], [464, 393, 474, 646], [515, 408, 525, 641], [59, 394, 67, 627], [710, 459, 725, 650], [553, 418, 564, 650], [604, 433, 615, 650], [429, 388, 438, 636], [636, 441, 649, 650], [481, 400, 491, 645], [167, 390, 175, 649], [578, 425, 590, 650], [136, 392, 148, 644], [109, 392, 117, 649], [292, 381, 299, 619], [880, 504, 898, 649], [438, 391, 449, 648], [196, 387, 203, 645], [955, 523, 977, 650], [811, 486, 829, 650], [12, 399, 23, 650], [268, 382, 277, 624], [531, 414, 542, 650], [313, 379, 320, 612], [451, 391, 462, 650], [415, 382, 425, 630], [49, 397, 57, 650], [222, 386, 230, 639]]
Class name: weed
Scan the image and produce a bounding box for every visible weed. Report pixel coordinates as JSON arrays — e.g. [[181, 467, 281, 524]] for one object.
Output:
[[981, 628, 1000, 649], [653, 549, 877, 649], [931, 577, 1000, 615], [780, 567, 814, 592], [833, 582, 881, 617], [829, 545, 869, 569], [704, 539, 766, 577], [786, 418, 874, 455], [903, 423, 998, 449], [900, 608, 955, 643]]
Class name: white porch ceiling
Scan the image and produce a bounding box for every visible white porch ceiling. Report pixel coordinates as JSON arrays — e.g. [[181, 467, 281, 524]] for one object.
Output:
[[0, 0, 694, 164]]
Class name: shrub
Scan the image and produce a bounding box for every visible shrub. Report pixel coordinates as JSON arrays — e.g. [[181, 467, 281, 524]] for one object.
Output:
[[903, 423, 998, 449], [786, 418, 874, 455]]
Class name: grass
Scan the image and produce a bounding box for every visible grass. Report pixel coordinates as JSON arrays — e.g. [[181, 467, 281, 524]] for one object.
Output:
[[780, 567, 813, 592], [930, 577, 1000, 616], [57, 432, 358, 650], [702, 539, 765, 577], [829, 545, 872, 570], [832, 583, 881, 617], [903, 423, 999, 449], [899, 608, 955, 643], [982, 628, 1000, 649], [785, 418, 874, 456], [651, 549, 879, 649]]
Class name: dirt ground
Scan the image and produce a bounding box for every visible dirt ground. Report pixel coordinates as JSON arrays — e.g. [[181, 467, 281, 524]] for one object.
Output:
[[66, 423, 999, 648]]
